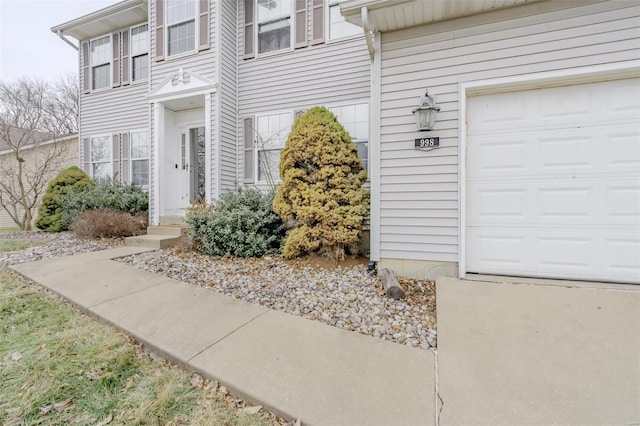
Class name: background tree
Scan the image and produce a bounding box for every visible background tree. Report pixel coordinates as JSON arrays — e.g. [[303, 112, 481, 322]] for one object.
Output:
[[0, 75, 78, 230], [273, 107, 369, 260]]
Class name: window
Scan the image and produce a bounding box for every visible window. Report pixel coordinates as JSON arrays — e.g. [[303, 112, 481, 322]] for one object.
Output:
[[329, 103, 369, 172], [257, 0, 292, 54], [90, 36, 111, 90], [130, 131, 150, 186], [90, 136, 112, 183], [166, 0, 196, 56], [328, 1, 361, 40], [256, 112, 293, 182], [131, 24, 149, 81]]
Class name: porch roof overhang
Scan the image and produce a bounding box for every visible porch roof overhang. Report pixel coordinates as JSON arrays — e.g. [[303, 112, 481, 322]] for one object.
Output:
[[340, 0, 547, 32], [50, 0, 148, 42]]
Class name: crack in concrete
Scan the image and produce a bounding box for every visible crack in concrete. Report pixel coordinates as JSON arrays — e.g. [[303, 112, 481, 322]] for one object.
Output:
[[434, 348, 443, 426]]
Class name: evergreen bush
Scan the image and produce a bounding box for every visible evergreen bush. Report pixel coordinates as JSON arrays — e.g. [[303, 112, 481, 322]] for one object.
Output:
[[35, 166, 94, 232], [273, 107, 369, 260], [60, 181, 149, 230], [186, 188, 284, 257]]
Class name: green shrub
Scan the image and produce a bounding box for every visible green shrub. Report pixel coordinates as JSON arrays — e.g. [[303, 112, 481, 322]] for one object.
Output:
[[273, 106, 369, 260], [186, 188, 284, 257], [36, 166, 94, 232], [61, 181, 149, 230], [71, 208, 147, 239]]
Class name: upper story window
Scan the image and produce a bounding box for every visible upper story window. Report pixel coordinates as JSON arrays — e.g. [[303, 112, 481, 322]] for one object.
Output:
[[328, 1, 361, 40], [90, 36, 111, 90], [130, 24, 149, 81], [329, 103, 369, 172], [166, 0, 197, 57], [257, 0, 293, 54]]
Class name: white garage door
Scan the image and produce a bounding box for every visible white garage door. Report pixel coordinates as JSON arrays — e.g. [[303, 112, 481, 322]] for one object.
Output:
[[466, 77, 640, 284]]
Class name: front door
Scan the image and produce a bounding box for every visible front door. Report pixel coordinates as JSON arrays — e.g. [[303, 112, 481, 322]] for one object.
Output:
[[163, 125, 206, 216]]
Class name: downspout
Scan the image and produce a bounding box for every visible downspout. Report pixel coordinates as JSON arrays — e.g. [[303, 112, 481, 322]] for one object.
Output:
[[361, 6, 374, 61], [57, 30, 78, 50]]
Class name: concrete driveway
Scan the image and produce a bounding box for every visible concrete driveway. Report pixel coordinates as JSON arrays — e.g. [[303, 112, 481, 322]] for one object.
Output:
[[436, 276, 640, 426]]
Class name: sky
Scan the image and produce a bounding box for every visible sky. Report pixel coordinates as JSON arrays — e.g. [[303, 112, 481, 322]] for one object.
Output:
[[0, 0, 120, 83]]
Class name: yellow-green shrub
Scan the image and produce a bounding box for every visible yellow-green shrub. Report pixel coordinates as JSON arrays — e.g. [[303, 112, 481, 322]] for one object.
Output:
[[273, 107, 369, 260]]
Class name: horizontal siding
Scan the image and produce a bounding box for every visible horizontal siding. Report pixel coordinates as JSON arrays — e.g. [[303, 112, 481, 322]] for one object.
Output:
[[150, 0, 217, 90], [80, 83, 149, 136], [237, 0, 371, 184], [220, 0, 238, 192], [378, 0, 640, 262]]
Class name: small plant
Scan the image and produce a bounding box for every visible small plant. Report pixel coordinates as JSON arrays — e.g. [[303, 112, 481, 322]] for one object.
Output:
[[35, 166, 94, 232], [61, 181, 149, 230], [273, 107, 369, 261], [71, 208, 147, 239], [186, 188, 284, 258]]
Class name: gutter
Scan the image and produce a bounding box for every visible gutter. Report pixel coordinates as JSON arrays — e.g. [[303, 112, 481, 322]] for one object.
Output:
[[56, 30, 78, 50]]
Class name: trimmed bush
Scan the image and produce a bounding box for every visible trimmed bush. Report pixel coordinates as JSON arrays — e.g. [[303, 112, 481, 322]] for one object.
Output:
[[186, 188, 284, 257], [71, 208, 147, 239], [36, 166, 94, 232], [60, 181, 149, 230], [273, 107, 369, 260]]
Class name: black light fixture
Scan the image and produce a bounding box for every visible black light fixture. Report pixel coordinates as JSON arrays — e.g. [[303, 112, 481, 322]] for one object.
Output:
[[412, 89, 440, 131]]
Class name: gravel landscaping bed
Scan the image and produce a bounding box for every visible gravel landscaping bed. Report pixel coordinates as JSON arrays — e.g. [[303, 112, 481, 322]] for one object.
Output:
[[118, 247, 438, 349], [0, 231, 122, 268]]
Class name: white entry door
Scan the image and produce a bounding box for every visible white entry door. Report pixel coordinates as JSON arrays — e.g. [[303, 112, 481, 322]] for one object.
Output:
[[163, 131, 191, 216], [466, 77, 640, 284]]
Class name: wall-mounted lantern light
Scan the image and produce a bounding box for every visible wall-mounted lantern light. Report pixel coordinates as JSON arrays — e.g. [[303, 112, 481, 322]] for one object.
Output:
[[412, 90, 440, 131]]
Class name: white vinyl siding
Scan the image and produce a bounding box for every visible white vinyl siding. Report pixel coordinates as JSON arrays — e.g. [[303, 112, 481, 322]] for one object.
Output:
[[166, 0, 197, 57], [220, 0, 238, 192], [377, 1, 640, 264], [238, 0, 371, 187], [130, 24, 149, 81], [91, 35, 111, 90]]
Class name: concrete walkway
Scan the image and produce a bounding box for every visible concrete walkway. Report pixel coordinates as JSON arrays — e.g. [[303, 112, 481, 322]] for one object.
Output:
[[10, 247, 435, 426], [9, 247, 640, 425]]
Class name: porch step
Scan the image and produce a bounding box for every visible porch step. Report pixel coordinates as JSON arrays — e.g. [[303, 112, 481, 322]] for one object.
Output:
[[146, 225, 189, 237], [125, 224, 189, 249], [160, 215, 187, 226], [125, 234, 182, 249]]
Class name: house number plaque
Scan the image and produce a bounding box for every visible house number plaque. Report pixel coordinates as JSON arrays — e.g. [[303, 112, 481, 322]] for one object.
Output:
[[415, 137, 440, 149]]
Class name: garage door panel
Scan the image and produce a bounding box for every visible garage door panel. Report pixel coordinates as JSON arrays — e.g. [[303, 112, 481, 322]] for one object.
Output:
[[466, 77, 640, 283]]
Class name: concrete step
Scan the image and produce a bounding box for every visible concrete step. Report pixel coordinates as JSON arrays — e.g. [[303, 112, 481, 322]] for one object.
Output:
[[146, 225, 189, 237], [125, 234, 182, 249], [159, 215, 186, 226]]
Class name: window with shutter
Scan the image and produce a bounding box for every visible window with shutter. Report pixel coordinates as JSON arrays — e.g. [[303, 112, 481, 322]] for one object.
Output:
[[112, 32, 120, 87], [81, 42, 90, 94], [328, 103, 369, 173], [243, 0, 254, 58], [255, 112, 292, 183], [112, 134, 121, 181], [257, 0, 293, 54], [294, 0, 307, 48], [155, 0, 165, 60], [90, 35, 111, 90], [90, 135, 112, 184], [199, 0, 210, 50], [244, 117, 255, 183], [122, 29, 131, 84], [311, 0, 324, 45], [166, 0, 197, 57], [130, 24, 148, 82], [130, 131, 150, 187]]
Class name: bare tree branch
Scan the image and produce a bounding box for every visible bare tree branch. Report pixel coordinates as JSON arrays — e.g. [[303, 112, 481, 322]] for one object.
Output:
[[0, 76, 78, 231]]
